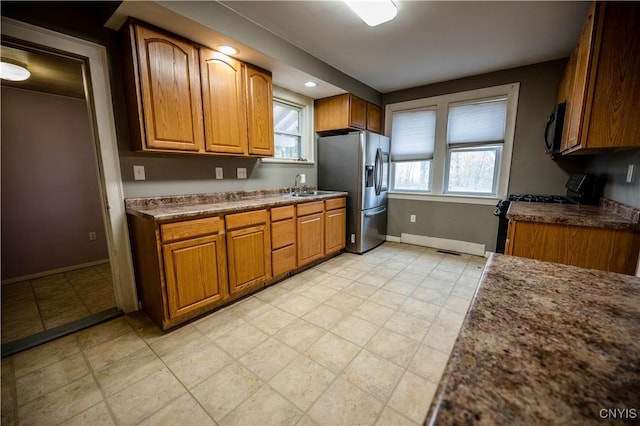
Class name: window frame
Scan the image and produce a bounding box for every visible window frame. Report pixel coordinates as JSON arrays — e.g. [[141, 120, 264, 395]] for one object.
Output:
[[385, 83, 519, 205], [263, 86, 315, 164]]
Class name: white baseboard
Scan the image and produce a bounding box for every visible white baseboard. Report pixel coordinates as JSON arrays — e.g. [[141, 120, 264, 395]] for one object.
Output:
[[2, 259, 110, 285], [385, 235, 402, 243], [399, 233, 486, 257]]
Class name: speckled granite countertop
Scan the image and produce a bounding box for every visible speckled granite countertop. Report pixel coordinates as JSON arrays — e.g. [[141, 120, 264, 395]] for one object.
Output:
[[426, 253, 640, 425], [506, 200, 639, 231], [125, 189, 348, 221]]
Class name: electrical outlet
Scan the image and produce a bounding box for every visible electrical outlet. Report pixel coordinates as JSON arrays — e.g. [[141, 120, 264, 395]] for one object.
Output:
[[410, 214, 416, 223], [133, 165, 145, 181], [237, 168, 247, 179], [215, 167, 223, 180], [89, 232, 97, 241], [627, 164, 635, 183]]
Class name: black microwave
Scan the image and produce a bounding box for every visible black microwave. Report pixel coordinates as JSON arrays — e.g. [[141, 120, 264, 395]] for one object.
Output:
[[544, 102, 566, 153]]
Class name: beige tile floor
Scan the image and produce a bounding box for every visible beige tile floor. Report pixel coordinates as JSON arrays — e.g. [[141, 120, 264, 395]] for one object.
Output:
[[1, 263, 116, 343], [0, 243, 486, 425]]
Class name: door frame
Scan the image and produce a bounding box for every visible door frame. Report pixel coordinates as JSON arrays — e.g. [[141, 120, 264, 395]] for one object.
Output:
[[1, 17, 139, 312]]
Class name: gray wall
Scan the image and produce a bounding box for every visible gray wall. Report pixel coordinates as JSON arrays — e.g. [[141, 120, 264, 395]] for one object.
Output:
[[586, 149, 640, 208], [384, 59, 587, 252]]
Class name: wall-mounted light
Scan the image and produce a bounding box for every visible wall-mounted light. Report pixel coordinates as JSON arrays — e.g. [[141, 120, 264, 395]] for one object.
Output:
[[0, 59, 30, 81], [344, 0, 398, 27], [304, 81, 317, 88], [217, 45, 238, 56]]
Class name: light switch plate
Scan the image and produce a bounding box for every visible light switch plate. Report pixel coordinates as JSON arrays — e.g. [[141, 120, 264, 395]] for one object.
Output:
[[215, 167, 223, 180], [133, 165, 145, 181], [237, 168, 247, 179], [627, 164, 635, 183]]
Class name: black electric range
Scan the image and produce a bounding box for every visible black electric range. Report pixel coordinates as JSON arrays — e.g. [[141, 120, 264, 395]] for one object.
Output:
[[493, 173, 604, 253]]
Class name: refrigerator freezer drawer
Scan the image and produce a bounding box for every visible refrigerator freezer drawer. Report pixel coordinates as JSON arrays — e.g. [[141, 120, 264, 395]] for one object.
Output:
[[347, 206, 387, 254]]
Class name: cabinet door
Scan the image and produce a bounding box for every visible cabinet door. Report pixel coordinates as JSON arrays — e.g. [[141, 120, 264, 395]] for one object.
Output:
[[366, 102, 382, 133], [200, 47, 248, 155], [227, 224, 272, 295], [562, 2, 597, 152], [133, 24, 204, 152], [297, 213, 325, 266], [245, 64, 274, 156], [325, 208, 346, 255], [349, 95, 367, 130], [162, 234, 227, 320]]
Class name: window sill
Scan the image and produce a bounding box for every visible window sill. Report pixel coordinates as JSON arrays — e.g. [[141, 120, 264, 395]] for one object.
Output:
[[388, 191, 502, 206], [260, 158, 315, 166]]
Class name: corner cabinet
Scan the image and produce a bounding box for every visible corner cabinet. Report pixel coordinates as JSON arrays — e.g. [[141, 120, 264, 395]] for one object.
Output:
[[123, 22, 204, 152], [123, 20, 274, 158], [558, 2, 640, 154], [315, 93, 382, 134]]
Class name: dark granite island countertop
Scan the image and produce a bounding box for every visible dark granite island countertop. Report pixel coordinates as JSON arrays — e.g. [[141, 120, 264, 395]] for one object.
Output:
[[426, 253, 640, 425]]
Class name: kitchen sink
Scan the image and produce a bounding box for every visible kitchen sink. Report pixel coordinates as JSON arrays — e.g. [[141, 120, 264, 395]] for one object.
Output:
[[286, 190, 336, 197]]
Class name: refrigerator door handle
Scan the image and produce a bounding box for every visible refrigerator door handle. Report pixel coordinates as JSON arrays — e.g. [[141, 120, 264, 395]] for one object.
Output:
[[364, 206, 387, 217], [374, 148, 383, 196]]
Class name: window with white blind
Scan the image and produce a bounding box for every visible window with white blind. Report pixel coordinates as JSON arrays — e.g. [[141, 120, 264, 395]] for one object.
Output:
[[386, 83, 519, 201], [390, 108, 436, 191]]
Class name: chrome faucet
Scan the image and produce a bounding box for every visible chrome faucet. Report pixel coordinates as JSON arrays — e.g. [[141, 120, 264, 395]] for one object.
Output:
[[292, 173, 307, 195]]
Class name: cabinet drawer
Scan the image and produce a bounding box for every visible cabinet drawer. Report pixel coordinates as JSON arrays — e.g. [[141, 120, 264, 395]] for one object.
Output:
[[271, 205, 295, 222], [325, 197, 346, 211], [297, 201, 324, 217], [161, 216, 222, 242], [272, 245, 296, 277], [226, 209, 268, 231], [271, 218, 295, 250]]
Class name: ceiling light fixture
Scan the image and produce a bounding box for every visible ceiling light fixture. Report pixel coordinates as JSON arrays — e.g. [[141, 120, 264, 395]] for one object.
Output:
[[217, 45, 238, 56], [344, 0, 398, 27], [304, 81, 317, 88], [0, 59, 30, 81]]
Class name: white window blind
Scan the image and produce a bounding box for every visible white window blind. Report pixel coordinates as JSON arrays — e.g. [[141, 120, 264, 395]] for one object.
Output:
[[390, 109, 436, 161], [447, 97, 507, 145]]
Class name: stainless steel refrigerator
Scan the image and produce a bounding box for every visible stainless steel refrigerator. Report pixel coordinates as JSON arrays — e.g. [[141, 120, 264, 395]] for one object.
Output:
[[317, 131, 389, 254]]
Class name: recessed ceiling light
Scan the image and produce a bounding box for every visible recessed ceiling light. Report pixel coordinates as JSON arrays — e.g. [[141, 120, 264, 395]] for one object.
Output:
[[344, 0, 398, 27], [217, 45, 238, 55], [304, 81, 317, 88], [0, 60, 30, 81]]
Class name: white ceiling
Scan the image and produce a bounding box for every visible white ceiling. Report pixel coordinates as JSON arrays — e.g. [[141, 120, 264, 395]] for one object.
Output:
[[221, 0, 591, 94]]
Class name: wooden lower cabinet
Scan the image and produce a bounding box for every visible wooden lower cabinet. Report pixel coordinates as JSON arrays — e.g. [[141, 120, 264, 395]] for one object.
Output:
[[163, 234, 227, 320], [271, 205, 296, 277], [128, 215, 228, 330], [297, 203, 325, 267], [226, 210, 271, 295], [325, 198, 347, 255], [128, 197, 347, 330], [505, 220, 640, 275]]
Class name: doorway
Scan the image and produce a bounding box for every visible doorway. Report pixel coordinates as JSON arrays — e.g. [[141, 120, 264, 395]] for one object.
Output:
[[1, 18, 138, 356]]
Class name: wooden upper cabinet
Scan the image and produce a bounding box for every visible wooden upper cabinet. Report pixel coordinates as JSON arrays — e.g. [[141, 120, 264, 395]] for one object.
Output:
[[560, 2, 640, 154], [315, 93, 382, 133], [366, 103, 382, 133], [245, 64, 275, 156], [200, 47, 247, 155], [124, 22, 204, 152]]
